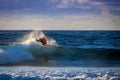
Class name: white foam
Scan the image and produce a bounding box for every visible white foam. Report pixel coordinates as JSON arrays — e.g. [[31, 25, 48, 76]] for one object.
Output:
[[0, 44, 34, 64], [22, 31, 57, 46], [0, 67, 119, 80], [0, 31, 58, 64], [0, 49, 4, 54]]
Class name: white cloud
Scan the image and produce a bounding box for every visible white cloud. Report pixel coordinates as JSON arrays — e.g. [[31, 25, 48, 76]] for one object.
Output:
[[0, 14, 119, 30], [76, 0, 90, 3], [57, 0, 70, 8], [49, 0, 119, 16], [49, 0, 59, 3], [56, 0, 92, 9], [49, 0, 91, 8], [49, 0, 90, 3]]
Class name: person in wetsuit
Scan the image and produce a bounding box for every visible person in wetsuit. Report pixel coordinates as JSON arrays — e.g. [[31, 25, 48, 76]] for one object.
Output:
[[36, 36, 47, 45]]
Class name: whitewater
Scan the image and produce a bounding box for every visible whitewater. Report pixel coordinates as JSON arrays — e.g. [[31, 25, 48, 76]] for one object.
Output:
[[0, 67, 120, 80], [0, 30, 120, 80], [0, 30, 120, 67], [0, 31, 57, 64]]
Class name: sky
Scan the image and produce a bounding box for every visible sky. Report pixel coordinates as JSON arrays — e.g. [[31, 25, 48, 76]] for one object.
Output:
[[0, 0, 120, 30]]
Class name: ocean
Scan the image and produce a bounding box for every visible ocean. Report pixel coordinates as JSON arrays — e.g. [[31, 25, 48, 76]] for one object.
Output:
[[0, 30, 120, 79]]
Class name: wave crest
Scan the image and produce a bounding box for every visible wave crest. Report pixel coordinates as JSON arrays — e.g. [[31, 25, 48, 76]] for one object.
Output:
[[0, 31, 58, 64]]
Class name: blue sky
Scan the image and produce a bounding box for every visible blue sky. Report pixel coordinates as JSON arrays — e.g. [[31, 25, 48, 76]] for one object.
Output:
[[0, 0, 120, 30]]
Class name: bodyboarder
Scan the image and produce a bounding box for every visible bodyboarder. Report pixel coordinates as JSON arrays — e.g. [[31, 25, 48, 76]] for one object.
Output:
[[36, 36, 47, 45]]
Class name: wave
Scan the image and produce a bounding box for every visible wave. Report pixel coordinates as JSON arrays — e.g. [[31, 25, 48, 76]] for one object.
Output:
[[0, 44, 120, 66], [0, 31, 57, 64], [0, 67, 120, 80], [0, 31, 120, 66]]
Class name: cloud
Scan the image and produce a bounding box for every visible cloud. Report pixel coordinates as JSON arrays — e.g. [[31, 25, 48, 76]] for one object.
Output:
[[57, 0, 70, 8], [0, 14, 119, 30], [48, 0, 120, 16], [0, 0, 119, 16], [0, 0, 119, 30], [76, 0, 90, 3], [49, 0, 90, 3], [49, 0, 91, 8]]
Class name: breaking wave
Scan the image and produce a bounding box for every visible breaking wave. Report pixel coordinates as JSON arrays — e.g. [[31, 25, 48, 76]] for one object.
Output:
[[0, 31, 120, 67], [0, 31, 57, 64]]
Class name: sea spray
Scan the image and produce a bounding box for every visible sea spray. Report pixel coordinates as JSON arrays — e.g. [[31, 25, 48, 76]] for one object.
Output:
[[21, 31, 45, 45], [0, 44, 34, 64], [0, 31, 58, 64], [22, 31, 57, 46], [0, 30, 120, 67]]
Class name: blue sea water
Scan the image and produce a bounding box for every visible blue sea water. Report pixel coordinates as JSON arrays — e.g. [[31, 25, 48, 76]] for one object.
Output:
[[0, 30, 120, 80], [0, 30, 120, 66]]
